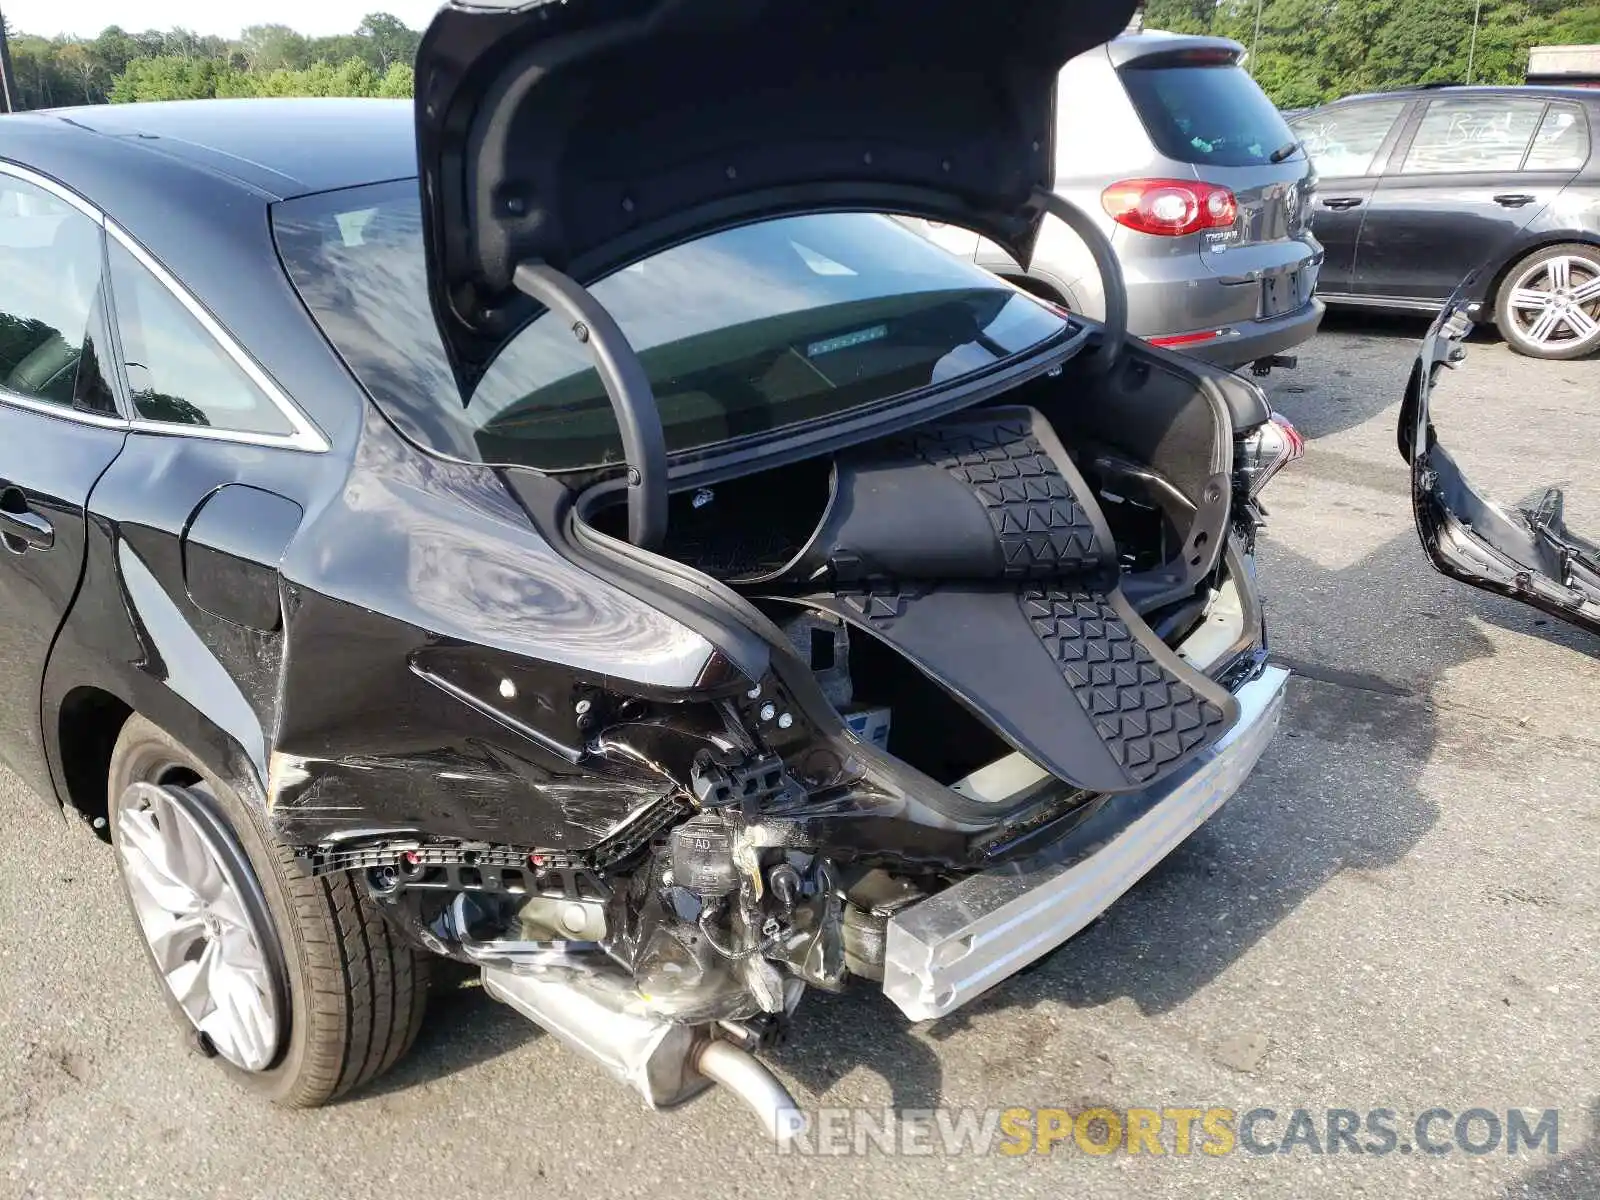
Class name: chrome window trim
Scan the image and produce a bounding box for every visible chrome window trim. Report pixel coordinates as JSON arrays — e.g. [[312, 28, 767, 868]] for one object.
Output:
[[105, 222, 330, 453], [0, 158, 328, 451], [0, 383, 128, 429], [0, 159, 105, 227]]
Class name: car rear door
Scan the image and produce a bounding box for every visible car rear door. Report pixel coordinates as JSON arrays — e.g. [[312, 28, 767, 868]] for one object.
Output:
[[0, 165, 127, 804], [1289, 98, 1411, 294], [1354, 95, 1586, 304]]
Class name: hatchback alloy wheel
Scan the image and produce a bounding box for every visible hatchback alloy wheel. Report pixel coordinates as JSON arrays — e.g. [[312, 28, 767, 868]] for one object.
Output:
[[1501, 250, 1600, 359]]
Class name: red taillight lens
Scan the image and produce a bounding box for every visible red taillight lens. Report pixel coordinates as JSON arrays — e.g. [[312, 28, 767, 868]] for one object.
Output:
[[1101, 178, 1238, 237]]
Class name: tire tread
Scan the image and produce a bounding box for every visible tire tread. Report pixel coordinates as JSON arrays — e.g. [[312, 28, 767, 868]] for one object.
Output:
[[108, 715, 428, 1108]]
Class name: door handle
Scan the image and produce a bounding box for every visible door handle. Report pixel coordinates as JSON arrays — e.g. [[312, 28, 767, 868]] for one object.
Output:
[[1321, 197, 1363, 210], [0, 492, 53, 552], [1493, 193, 1535, 208]]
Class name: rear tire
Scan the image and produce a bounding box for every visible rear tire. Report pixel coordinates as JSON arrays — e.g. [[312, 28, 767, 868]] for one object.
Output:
[[107, 715, 429, 1106], [1494, 243, 1600, 360]]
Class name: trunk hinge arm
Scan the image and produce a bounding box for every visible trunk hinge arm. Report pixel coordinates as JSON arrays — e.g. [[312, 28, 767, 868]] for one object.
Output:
[[1026, 189, 1127, 375], [513, 260, 668, 549]]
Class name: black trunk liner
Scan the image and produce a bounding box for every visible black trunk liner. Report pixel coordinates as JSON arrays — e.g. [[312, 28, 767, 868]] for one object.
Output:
[[754, 407, 1239, 794]]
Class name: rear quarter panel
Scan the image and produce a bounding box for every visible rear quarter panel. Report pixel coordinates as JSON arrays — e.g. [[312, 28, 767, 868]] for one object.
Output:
[[41, 433, 343, 817]]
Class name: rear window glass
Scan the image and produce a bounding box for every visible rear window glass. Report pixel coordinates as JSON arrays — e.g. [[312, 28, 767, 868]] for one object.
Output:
[[1526, 104, 1589, 171], [1119, 61, 1299, 168], [273, 184, 1068, 472], [0, 175, 101, 408]]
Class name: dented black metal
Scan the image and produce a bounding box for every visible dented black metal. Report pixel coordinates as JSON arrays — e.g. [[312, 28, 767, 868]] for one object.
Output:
[[17, 280, 1270, 882], [5, 0, 1290, 1041]]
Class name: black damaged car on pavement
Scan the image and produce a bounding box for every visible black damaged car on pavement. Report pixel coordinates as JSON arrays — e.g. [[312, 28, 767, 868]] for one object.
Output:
[[0, 0, 1303, 1134]]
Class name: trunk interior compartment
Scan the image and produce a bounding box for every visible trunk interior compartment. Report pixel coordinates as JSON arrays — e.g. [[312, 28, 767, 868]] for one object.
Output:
[[578, 356, 1244, 796]]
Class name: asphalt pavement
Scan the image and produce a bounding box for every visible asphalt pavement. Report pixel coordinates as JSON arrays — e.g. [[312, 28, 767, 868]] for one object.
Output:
[[2, 312, 1597, 1199]]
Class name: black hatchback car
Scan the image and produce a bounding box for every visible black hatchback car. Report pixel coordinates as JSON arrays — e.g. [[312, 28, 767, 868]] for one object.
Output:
[[0, 0, 1304, 1137], [1290, 84, 1600, 359]]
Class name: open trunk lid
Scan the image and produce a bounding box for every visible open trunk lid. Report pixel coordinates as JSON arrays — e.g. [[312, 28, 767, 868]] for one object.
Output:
[[413, 0, 1136, 395]]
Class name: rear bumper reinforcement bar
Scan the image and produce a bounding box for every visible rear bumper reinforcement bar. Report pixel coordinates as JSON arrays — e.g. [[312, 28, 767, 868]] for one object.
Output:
[[882, 664, 1290, 1020]]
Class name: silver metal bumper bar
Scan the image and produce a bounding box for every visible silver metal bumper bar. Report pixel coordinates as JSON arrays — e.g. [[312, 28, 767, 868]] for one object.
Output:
[[883, 664, 1290, 1020]]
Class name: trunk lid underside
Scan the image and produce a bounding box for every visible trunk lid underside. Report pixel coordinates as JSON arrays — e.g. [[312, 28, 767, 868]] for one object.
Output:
[[413, 0, 1137, 393]]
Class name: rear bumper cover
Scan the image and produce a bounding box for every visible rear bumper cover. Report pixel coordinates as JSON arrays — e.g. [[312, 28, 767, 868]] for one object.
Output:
[[881, 663, 1289, 1020], [1159, 299, 1325, 368], [1399, 298, 1600, 635]]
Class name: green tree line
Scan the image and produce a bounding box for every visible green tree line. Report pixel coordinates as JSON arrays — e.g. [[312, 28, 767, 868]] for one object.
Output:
[[3, 3, 1600, 110], [0, 12, 419, 107], [1144, 0, 1600, 107]]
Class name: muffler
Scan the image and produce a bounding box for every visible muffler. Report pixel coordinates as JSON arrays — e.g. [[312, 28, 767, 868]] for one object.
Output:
[[482, 966, 803, 1143]]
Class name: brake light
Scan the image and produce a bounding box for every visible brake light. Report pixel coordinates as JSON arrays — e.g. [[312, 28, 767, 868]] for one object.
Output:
[[1101, 179, 1238, 237]]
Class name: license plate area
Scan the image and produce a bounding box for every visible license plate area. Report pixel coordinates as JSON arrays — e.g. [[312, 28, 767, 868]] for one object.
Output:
[[1261, 270, 1303, 318]]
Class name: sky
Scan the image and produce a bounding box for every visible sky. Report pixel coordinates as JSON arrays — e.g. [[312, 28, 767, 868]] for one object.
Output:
[[1, 1, 446, 39]]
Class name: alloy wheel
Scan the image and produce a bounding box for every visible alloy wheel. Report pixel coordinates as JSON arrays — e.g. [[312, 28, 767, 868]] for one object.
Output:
[[114, 781, 284, 1072], [1504, 255, 1600, 352]]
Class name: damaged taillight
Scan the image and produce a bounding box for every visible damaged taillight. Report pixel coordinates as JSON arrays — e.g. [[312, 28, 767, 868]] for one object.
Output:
[[1236, 412, 1305, 500]]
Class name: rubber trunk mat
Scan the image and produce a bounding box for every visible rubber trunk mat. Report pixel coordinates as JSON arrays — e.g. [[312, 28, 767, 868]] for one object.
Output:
[[757, 407, 1239, 793]]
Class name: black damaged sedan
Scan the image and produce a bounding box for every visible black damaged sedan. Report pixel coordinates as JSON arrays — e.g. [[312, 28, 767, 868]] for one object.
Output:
[[0, 0, 1303, 1134]]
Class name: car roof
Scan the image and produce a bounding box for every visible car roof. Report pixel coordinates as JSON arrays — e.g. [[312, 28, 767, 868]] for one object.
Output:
[[1317, 84, 1600, 108], [0, 100, 422, 452], [2, 98, 418, 202]]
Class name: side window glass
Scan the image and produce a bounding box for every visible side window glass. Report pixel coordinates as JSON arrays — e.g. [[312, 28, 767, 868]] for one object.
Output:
[[1525, 105, 1589, 171], [107, 237, 292, 435], [1290, 101, 1407, 177], [0, 174, 103, 408], [1401, 98, 1545, 174]]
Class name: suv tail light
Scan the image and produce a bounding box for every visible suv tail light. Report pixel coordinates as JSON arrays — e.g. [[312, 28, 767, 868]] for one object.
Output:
[[1101, 179, 1238, 237]]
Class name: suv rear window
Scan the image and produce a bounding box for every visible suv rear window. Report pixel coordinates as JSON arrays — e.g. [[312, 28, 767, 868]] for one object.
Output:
[[1119, 59, 1299, 168], [273, 183, 1068, 472]]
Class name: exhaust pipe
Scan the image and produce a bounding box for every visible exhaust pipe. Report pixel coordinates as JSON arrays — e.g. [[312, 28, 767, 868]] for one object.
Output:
[[482, 966, 802, 1144], [693, 1038, 803, 1144]]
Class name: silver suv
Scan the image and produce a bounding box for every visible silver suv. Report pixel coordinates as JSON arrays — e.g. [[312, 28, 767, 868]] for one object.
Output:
[[918, 30, 1325, 369]]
